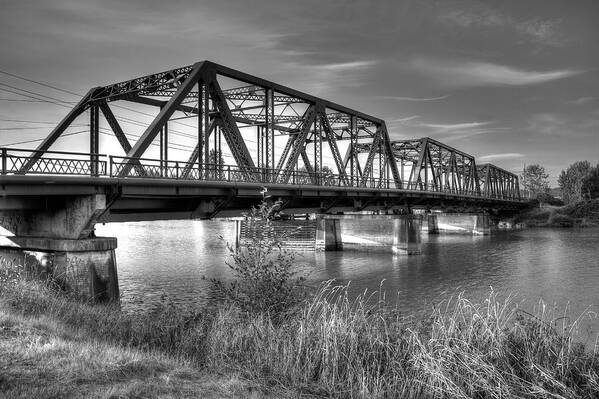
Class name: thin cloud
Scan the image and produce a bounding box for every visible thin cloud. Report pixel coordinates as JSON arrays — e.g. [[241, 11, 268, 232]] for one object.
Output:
[[421, 121, 492, 130], [388, 115, 420, 123], [314, 60, 377, 71], [567, 97, 594, 105], [411, 58, 584, 87], [377, 95, 450, 102], [479, 153, 524, 161], [439, 7, 565, 47], [437, 127, 512, 142]]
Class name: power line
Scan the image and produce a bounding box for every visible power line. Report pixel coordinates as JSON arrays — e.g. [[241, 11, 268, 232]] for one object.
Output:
[[0, 98, 47, 102], [0, 69, 80, 97], [0, 130, 87, 147], [0, 87, 72, 109], [0, 82, 76, 105]]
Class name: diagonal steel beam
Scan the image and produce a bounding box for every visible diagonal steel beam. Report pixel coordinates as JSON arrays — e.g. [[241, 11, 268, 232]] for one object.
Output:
[[205, 72, 256, 176], [319, 107, 349, 185], [280, 105, 317, 183], [274, 105, 315, 175], [379, 123, 402, 189], [300, 150, 316, 184], [17, 88, 97, 174], [98, 102, 146, 177], [275, 134, 296, 173], [410, 138, 429, 189], [118, 62, 205, 176], [360, 128, 382, 187]]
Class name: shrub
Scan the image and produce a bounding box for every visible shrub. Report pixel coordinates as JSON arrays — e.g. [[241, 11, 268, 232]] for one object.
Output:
[[211, 200, 309, 317], [548, 213, 575, 227]]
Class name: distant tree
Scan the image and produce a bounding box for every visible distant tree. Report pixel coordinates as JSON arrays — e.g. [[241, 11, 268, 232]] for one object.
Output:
[[209, 149, 225, 166], [558, 161, 594, 204], [582, 164, 599, 200], [521, 164, 549, 198], [297, 165, 335, 175], [208, 149, 225, 179]]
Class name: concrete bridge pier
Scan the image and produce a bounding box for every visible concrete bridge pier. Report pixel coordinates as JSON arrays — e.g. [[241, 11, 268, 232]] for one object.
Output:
[[0, 194, 119, 303], [427, 213, 490, 235], [316, 214, 421, 254]]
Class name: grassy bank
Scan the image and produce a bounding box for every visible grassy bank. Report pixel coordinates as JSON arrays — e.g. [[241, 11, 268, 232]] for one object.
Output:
[[1, 278, 598, 398], [517, 198, 599, 228]]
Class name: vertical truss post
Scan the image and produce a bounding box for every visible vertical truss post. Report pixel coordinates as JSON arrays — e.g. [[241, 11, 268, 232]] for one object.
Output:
[[90, 104, 99, 176], [159, 105, 168, 177], [350, 116, 357, 186], [256, 126, 262, 168], [197, 82, 203, 178], [202, 82, 210, 179], [314, 119, 321, 184], [265, 88, 275, 171]]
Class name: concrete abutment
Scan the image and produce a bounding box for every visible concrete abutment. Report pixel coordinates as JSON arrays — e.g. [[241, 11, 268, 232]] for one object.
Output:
[[0, 194, 119, 303]]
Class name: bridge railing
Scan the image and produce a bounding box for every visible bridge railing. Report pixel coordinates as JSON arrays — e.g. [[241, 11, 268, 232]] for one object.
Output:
[[1, 148, 107, 176], [0, 149, 522, 200], [108, 155, 398, 188]]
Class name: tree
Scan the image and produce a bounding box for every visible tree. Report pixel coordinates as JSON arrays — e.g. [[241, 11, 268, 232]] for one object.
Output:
[[521, 164, 549, 198], [558, 161, 594, 204], [208, 149, 225, 179], [582, 165, 599, 199]]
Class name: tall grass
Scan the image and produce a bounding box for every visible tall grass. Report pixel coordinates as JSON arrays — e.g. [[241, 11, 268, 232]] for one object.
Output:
[[2, 276, 598, 398]]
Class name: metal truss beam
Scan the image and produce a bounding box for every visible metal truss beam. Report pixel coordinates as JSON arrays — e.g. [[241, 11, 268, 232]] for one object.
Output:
[[205, 71, 256, 176], [17, 88, 97, 174], [21, 59, 521, 203], [118, 62, 205, 176], [319, 107, 349, 185], [360, 128, 382, 186], [280, 105, 317, 183]]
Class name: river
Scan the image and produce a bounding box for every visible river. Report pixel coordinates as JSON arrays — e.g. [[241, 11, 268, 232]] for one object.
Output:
[[95, 221, 599, 339]]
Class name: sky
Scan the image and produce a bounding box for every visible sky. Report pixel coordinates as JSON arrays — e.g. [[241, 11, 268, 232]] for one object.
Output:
[[0, 0, 597, 185]]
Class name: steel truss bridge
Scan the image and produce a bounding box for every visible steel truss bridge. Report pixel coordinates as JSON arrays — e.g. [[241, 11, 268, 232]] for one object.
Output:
[[0, 61, 526, 221]]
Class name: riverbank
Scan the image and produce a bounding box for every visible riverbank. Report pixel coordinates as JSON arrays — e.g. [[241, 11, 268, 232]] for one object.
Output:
[[1, 277, 598, 398], [516, 198, 599, 228]]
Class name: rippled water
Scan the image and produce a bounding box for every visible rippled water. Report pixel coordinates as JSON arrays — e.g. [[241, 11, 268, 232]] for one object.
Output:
[[95, 221, 599, 337]]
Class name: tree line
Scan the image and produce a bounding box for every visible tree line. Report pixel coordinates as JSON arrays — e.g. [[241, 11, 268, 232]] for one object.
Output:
[[521, 161, 599, 204]]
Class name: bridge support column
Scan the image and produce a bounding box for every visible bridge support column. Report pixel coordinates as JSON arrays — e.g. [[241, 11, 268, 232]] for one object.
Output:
[[317, 214, 421, 254], [0, 194, 119, 303], [427, 214, 439, 234], [315, 217, 342, 251], [426, 213, 490, 235]]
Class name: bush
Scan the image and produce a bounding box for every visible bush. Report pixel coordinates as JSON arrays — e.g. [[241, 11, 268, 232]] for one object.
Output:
[[535, 192, 564, 206], [211, 200, 309, 317], [548, 213, 575, 227]]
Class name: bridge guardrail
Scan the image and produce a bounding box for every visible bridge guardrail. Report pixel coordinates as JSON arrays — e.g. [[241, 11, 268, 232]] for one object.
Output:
[[1, 148, 107, 176], [0, 148, 523, 201]]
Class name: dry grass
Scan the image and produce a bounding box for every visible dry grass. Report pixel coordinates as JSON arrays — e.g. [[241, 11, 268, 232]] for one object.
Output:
[[0, 309, 293, 399], [1, 278, 599, 398]]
